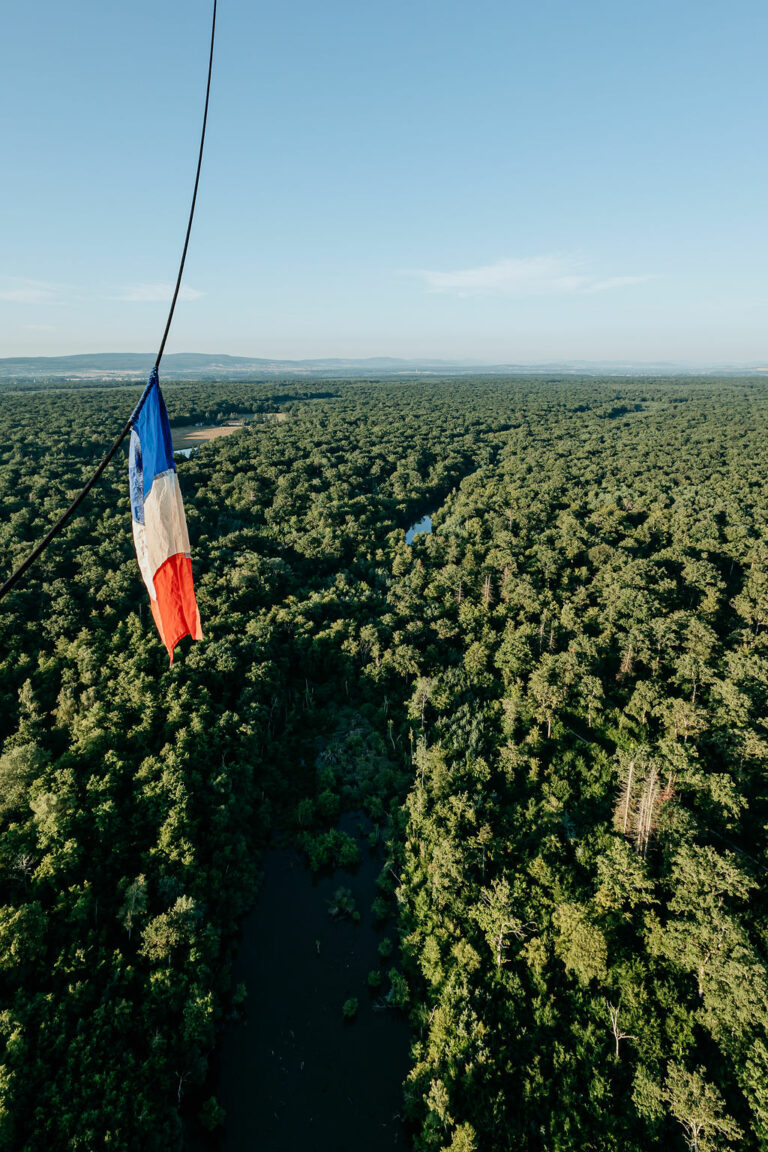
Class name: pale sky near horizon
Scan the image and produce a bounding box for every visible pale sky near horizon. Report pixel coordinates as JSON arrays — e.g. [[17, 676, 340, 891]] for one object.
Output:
[[2, 0, 768, 363]]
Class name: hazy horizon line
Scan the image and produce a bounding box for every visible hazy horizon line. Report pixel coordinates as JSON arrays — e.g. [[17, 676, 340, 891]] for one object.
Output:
[[3, 351, 768, 369]]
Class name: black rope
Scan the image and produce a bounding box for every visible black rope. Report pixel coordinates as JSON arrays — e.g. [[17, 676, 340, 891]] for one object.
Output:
[[155, 0, 217, 370], [0, 0, 217, 605]]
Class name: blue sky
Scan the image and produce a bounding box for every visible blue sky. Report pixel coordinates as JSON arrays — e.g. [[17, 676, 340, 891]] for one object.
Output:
[[2, 0, 768, 363]]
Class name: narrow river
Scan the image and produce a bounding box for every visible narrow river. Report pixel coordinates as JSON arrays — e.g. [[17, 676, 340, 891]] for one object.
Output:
[[189, 507, 439, 1149], [199, 817, 411, 1151]]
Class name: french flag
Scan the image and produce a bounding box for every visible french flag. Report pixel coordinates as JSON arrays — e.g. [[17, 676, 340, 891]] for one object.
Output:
[[129, 368, 202, 661]]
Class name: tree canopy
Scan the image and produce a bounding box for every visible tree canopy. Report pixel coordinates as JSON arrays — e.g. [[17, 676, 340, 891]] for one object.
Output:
[[0, 373, 767, 1150]]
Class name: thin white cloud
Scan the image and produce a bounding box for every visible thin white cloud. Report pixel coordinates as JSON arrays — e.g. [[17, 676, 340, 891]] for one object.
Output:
[[0, 279, 61, 303], [581, 274, 652, 294], [409, 254, 651, 297], [0, 277, 205, 313], [115, 283, 204, 303]]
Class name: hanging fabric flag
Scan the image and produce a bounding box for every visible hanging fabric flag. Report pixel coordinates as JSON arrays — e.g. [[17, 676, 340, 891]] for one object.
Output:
[[129, 368, 202, 662]]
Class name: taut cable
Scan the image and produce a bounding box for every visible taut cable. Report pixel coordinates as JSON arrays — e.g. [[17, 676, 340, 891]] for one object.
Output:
[[0, 0, 217, 604]]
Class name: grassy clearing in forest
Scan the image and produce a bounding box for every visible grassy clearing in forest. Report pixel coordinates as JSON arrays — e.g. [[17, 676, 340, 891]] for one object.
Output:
[[171, 424, 244, 450]]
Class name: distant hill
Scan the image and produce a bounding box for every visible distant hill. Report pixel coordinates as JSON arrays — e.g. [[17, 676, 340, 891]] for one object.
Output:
[[2, 352, 768, 381], [0, 353, 475, 381]]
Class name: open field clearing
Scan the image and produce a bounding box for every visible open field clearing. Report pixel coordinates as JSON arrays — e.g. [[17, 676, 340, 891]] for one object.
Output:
[[171, 423, 243, 450]]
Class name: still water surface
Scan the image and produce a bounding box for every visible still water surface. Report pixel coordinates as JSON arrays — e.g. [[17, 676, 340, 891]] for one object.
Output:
[[405, 515, 432, 544], [204, 821, 410, 1151]]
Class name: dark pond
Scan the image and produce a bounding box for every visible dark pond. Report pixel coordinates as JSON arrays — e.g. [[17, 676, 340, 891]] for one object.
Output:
[[199, 820, 411, 1151]]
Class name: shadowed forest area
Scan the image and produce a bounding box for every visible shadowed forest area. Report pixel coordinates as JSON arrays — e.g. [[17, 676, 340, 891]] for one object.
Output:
[[1, 375, 768, 1151]]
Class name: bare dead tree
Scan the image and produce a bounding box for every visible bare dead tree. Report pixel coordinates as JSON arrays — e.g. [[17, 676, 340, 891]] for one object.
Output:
[[176, 1068, 191, 1105], [619, 643, 635, 678], [14, 853, 34, 886], [635, 764, 660, 857], [615, 758, 636, 836], [605, 1000, 637, 1060]]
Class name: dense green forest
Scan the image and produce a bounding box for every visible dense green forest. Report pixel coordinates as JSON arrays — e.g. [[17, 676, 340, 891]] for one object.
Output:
[[1, 374, 767, 1151]]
